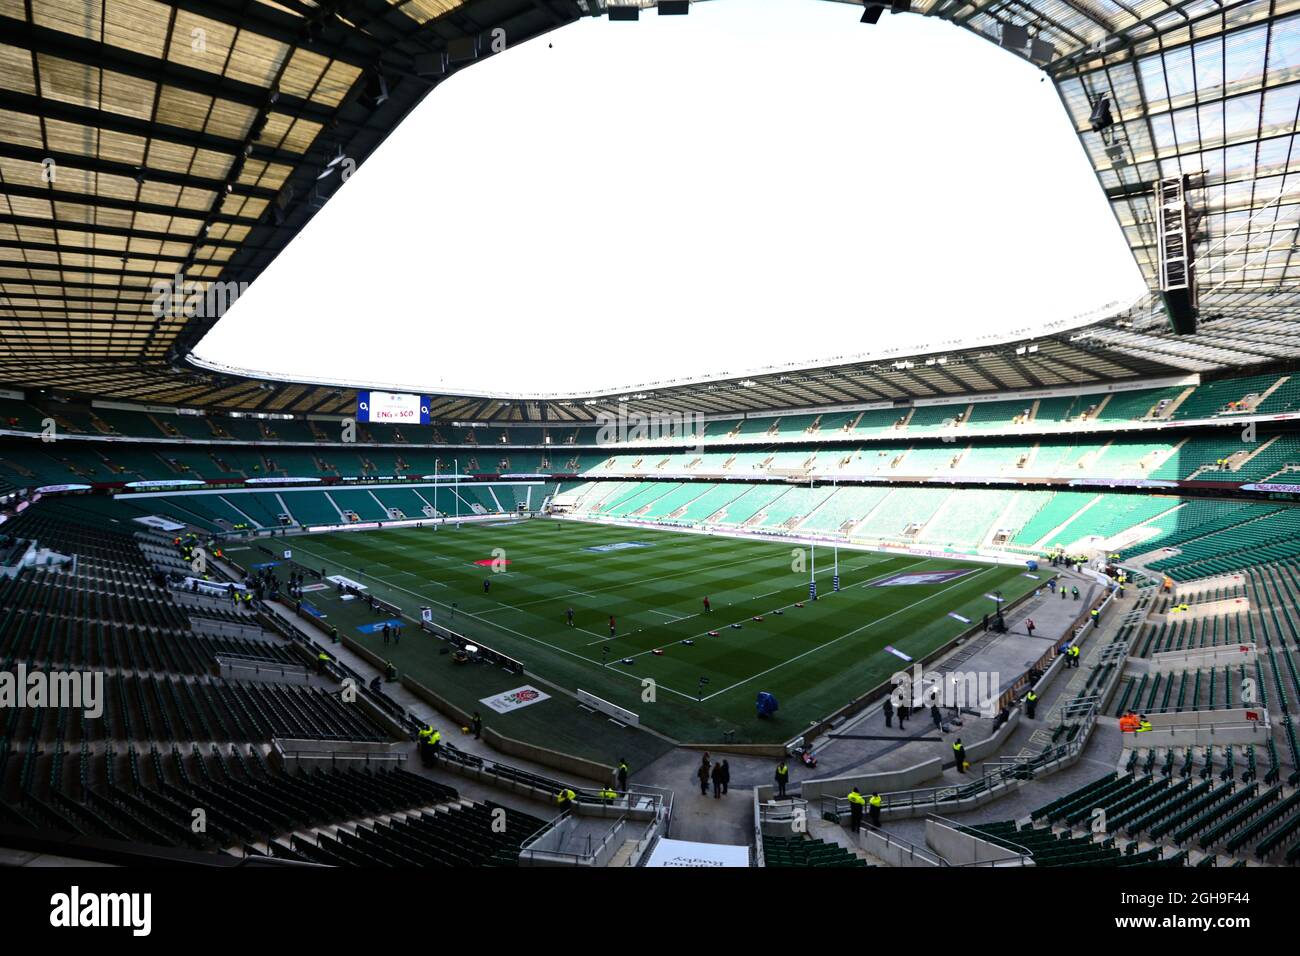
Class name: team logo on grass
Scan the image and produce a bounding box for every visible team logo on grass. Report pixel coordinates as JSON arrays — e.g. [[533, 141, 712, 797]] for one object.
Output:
[[480, 685, 551, 714], [583, 542, 651, 553], [874, 569, 972, 587], [473, 558, 511, 567]]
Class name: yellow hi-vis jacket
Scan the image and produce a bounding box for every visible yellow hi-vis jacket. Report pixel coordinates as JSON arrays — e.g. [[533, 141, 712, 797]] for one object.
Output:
[[846, 791, 866, 806], [556, 788, 576, 804], [1137, 720, 1153, 733], [868, 794, 882, 808]]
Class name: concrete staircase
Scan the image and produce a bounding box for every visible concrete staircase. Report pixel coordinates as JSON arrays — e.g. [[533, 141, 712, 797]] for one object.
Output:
[[809, 818, 890, 866], [1155, 384, 1198, 419]]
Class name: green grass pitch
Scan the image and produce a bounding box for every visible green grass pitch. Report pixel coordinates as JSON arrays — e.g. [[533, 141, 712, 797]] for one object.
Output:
[[284, 518, 1041, 751]]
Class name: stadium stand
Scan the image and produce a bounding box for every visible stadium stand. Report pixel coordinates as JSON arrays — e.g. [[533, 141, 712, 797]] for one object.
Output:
[[0, 505, 562, 867], [0, 0, 1298, 877], [762, 835, 870, 867]]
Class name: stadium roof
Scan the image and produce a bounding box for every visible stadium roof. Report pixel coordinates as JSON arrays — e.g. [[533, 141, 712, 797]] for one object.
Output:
[[0, 0, 1296, 421]]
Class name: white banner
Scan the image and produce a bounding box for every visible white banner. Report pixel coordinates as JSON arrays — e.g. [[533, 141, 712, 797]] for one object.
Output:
[[576, 688, 640, 725], [326, 575, 367, 591], [645, 839, 749, 868], [132, 515, 187, 531], [124, 479, 205, 489]]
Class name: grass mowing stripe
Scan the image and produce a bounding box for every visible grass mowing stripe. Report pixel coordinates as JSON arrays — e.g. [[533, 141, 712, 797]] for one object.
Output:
[[580, 556, 895, 646], [701, 565, 995, 701], [611, 557, 947, 663], [501, 549, 772, 610], [287, 536, 705, 702], [521, 551, 886, 624], [289, 518, 1039, 742]]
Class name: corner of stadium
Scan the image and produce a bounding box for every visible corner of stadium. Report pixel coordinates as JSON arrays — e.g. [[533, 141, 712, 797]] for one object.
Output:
[[0, 0, 1293, 932]]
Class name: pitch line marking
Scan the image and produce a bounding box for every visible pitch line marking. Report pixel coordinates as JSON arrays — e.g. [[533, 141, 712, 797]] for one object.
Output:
[[392, 570, 447, 588], [603, 559, 948, 658], [700, 566, 997, 702], [578, 556, 894, 647], [293, 532, 974, 702], [285, 539, 704, 702], [502, 550, 772, 610], [354, 522, 768, 613]]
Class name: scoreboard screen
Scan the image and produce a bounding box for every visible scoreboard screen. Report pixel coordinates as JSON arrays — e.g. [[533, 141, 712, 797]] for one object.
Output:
[[356, 391, 430, 424]]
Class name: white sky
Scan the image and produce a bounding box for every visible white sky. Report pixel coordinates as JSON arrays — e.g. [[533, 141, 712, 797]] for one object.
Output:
[[193, 0, 1148, 398]]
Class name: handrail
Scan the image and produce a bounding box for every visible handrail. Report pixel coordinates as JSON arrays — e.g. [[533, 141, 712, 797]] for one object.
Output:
[[518, 812, 629, 866], [1136, 718, 1271, 736], [275, 746, 406, 765], [927, 814, 1033, 867], [809, 797, 952, 865], [857, 624, 1123, 816], [437, 742, 667, 823], [214, 654, 308, 680], [860, 821, 950, 866], [856, 734, 1081, 814], [759, 797, 808, 824]]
